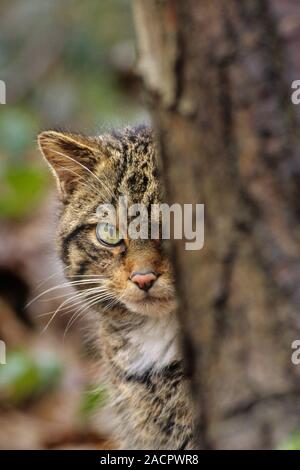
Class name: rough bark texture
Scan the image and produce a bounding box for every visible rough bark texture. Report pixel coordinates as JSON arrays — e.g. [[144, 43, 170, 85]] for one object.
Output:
[[133, 0, 300, 449]]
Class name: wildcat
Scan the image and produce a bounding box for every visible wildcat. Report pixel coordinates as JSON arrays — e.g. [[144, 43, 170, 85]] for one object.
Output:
[[38, 125, 195, 450]]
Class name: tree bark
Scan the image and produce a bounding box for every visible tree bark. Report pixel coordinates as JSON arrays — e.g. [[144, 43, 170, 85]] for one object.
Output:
[[132, 0, 300, 449]]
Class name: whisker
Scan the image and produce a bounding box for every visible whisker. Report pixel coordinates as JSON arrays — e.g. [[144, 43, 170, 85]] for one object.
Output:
[[26, 279, 105, 308], [40, 285, 107, 319], [37, 284, 106, 302], [41, 287, 104, 333], [54, 162, 105, 199], [62, 310, 91, 342], [102, 293, 124, 312], [50, 149, 115, 202], [37, 275, 123, 336], [67, 274, 108, 277], [63, 292, 113, 337], [36, 264, 70, 289], [38, 286, 110, 322]]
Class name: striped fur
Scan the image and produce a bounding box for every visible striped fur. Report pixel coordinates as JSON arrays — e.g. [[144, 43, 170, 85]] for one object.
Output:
[[38, 126, 195, 449]]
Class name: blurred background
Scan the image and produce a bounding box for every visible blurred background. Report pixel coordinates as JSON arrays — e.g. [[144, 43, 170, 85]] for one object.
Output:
[[0, 0, 146, 449]]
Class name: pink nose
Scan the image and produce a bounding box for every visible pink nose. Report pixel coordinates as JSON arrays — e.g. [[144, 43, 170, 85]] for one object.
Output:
[[130, 271, 158, 292]]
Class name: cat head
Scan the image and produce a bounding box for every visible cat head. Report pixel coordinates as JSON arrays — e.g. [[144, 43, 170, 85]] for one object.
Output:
[[38, 126, 176, 317]]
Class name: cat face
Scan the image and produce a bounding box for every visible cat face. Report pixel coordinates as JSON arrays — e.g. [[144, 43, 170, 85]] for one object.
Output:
[[38, 126, 176, 317]]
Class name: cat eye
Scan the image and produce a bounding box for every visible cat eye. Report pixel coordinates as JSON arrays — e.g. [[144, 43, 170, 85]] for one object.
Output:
[[96, 222, 123, 247]]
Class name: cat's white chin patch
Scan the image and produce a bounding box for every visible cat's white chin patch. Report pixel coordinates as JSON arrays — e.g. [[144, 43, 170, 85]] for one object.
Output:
[[121, 313, 180, 374]]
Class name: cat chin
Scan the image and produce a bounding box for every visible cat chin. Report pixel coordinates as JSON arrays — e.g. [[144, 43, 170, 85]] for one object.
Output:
[[124, 298, 177, 317]]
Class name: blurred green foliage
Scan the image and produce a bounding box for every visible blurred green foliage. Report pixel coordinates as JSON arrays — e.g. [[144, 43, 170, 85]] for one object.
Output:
[[278, 431, 300, 450], [79, 385, 107, 421], [0, 109, 37, 158], [0, 165, 48, 219], [0, 109, 48, 218], [0, 349, 63, 405], [0, 0, 144, 220], [0, 0, 141, 445]]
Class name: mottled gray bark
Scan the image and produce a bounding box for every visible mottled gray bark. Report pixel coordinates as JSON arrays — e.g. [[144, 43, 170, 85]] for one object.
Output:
[[133, 0, 300, 449]]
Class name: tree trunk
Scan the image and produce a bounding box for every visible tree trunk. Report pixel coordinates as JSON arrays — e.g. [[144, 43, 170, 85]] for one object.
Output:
[[132, 0, 300, 449]]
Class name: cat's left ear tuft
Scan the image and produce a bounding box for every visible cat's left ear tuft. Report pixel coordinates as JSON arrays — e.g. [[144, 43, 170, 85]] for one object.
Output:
[[38, 130, 102, 201]]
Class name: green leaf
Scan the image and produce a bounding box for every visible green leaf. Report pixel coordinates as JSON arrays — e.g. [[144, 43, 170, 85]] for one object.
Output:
[[0, 166, 48, 219], [79, 385, 107, 420], [0, 349, 63, 405], [0, 351, 39, 404]]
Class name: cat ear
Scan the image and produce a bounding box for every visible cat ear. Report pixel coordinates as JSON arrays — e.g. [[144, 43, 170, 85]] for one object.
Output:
[[38, 130, 102, 201]]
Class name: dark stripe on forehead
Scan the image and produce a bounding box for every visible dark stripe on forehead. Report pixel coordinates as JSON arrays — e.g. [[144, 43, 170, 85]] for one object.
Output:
[[73, 191, 108, 219], [114, 150, 128, 197], [61, 222, 95, 264]]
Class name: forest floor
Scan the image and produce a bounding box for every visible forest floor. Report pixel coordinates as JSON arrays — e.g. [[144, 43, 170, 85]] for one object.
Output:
[[0, 299, 114, 449], [0, 202, 114, 450]]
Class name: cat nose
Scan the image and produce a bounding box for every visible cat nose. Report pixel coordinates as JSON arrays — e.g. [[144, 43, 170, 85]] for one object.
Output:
[[130, 271, 158, 292]]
